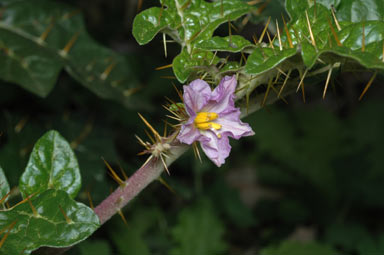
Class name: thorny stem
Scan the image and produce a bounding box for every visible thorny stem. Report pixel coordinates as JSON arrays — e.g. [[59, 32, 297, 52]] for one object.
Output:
[[36, 77, 296, 255]]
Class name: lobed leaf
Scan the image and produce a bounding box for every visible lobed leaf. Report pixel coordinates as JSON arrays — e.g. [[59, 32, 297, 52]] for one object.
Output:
[[0, 189, 99, 254], [19, 130, 81, 199], [0, 0, 138, 106], [133, 0, 253, 82]]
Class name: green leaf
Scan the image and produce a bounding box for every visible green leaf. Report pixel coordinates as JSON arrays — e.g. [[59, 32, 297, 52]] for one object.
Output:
[[336, 0, 384, 22], [195, 35, 253, 53], [133, 0, 253, 82], [172, 49, 219, 83], [0, 165, 10, 204], [245, 47, 297, 75], [285, 0, 340, 20], [19, 130, 81, 199], [0, 0, 138, 105], [170, 201, 227, 255], [0, 189, 99, 254], [261, 240, 337, 255]]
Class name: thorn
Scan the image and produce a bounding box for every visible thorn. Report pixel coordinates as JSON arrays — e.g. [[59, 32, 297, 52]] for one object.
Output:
[[59, 205, 73, 224], [241, 52, 247, 63], [137, 0, 143, 12], [220, 0, 224, 17], [258, 16, 271, 43], [100, 62, 116, 81], [252, 34, 258, 45], [296, 69, 308, 92], [257, 0, 272, 14], [281, 14, 293, 48], [301, 80, 306, 103], [141, 155, 153, 169], [267, 31, 276, 50], [323, 66, 333, 99], [172, 82, 184, 102], [181, 0, 192, 10], [138, 113, 162, 141], [160, 154, 170, 175], [247, 0, 262, 5], [328, 18, 342, 46], [27, 196, 39, 217], [155, 63, 173, 70], [0, 221, 17, 249], [276, 19, 283, 50], [62, 10, 81, 20], [163, 33, 167, 58], [160, 76, 177, 80], [117, 209, 128, 225], [241, 14, 251, 27], [70, 118, 93, 149], [158, 177, 175, 193], [305, 10, 317, 49], [262, 78, 273, 107], [39, 18, 55, 43], [0, 190, 11, 205], [158, 2, 164, 24], [60, 32, 80, 57], [86, 190, 94, 210], [144, 129, 156, 144], [331, 5, 341, 31], [118, 163, 129, 181], [12, 193, 36, 208], [361, 22, 365, 52], [102, 158, 125, 187], [382, 41, 384, 62], [359, 71, 377, 101], [192, 142, 202, 163], [14, 115, 29, 133], [270, 83, 288, 104]]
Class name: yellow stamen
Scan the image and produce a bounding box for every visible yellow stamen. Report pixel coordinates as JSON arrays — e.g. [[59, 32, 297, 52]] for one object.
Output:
[[194, 112, 218, 124], [196, 122, 222, 130], [194, 112, 222, 131]]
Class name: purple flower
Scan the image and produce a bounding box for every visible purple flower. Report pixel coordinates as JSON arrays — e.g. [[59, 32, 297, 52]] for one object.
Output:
[[177, 75, 254, 167]]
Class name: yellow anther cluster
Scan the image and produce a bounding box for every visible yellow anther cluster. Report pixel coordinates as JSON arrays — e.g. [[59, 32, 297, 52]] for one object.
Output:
[[194, 112, 222, 131]]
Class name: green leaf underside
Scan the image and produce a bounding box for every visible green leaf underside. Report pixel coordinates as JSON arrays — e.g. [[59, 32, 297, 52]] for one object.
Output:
[[0, 189, 99, 254], [0, 0, 138, 105], [133, 0, 252, 82], [0, 165, 10, 203], [170, 202, 226, 255], [245, 3, 384, 75], [19, 130, 81, 199], [195, 35, 253, 53]]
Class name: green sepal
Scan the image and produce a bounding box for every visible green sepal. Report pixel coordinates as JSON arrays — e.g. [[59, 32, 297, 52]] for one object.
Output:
[[19, 130, 81, 199]]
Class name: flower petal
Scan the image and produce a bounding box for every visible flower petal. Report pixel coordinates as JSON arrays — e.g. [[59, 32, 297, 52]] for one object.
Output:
[[199, 130, 231, 167], [183, 79, 212, 116], [217, 110, 254, 139], [204, 75, 237, 114], [177, 122, 201, 145]]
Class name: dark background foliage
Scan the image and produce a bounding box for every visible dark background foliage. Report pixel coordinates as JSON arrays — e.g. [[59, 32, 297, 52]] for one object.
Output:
[[1, 0, 384, 254]]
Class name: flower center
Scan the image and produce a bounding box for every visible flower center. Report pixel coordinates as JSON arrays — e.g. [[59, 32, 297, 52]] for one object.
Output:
[[194, 112, 222, 131]]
